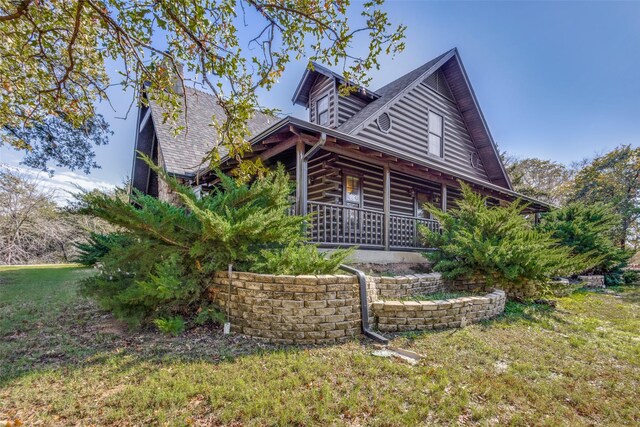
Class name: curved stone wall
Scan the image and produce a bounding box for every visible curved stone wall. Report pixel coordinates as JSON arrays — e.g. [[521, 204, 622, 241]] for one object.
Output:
[[372, 273, 444, 299], [209, 272, 362, 344], [209, 271, 508, 343], [372, 289, 506, 332]]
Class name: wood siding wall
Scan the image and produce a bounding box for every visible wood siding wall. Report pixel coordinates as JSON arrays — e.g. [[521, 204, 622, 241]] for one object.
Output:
[[355, 80, 491, 181], [337, 94, 369, 126], [308, 75, 337, 127], [305, 151, 447, 216]]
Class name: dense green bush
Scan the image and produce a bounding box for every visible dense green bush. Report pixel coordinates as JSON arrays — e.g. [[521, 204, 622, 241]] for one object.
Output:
[[153, 316, 186, 336], [420, 184, 593, 292], [78, 156, 352, 328], [251, 243, 354, 275], [74, 232, 132, 266], [622, 270, 639, 285], [539, 203, 631, 281]]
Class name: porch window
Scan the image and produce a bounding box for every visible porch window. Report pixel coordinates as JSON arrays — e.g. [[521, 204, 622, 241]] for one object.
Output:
[[316, 95, 329, 126], [344, 175, 362, 207], [415, 192, 430, 218], [428, 110, 444, 158], [344, 174, 362, 236]]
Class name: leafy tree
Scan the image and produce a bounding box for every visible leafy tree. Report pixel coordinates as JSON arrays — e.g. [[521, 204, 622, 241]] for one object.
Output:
[[570, 145, 640, 248], [0, 166, 111, 264], [3, 114, 111, 174], [539, 203, 630, 278], [420, 184, 593, 293], [502, 154, 573, 205], [1, 0, 406, 172]]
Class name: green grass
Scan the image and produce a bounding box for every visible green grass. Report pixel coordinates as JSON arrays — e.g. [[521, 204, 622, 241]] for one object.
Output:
[[1, 266, 640, 426]]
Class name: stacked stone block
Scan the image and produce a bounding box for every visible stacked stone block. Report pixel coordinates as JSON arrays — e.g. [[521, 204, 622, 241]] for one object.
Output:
[[372, 290, 506, 332], [373, 273, 445, 298], [448, 276, 537, 299], [209, 272, 362, 344], [578, 275, 605, 289]]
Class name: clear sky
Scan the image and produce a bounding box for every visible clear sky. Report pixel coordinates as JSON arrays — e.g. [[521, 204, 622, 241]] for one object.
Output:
[[1, 0, 639, 194]]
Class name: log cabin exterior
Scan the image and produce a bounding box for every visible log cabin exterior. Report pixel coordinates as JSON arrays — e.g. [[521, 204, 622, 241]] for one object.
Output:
[[132, 48, 550, 251]]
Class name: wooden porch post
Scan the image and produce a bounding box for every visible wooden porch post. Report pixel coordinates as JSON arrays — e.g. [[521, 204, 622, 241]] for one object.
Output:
[[383, 165, 390, 251], [441, 183, 447, 213], [296, 140, 307, 216]]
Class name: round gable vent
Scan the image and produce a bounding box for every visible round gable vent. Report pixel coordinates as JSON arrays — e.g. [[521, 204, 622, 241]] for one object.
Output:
[[377, 112, 392, 133], [470, 152, 480, 169]]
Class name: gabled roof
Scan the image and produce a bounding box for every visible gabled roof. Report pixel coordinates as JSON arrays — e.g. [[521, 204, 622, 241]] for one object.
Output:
[[292, 62, 379, 107], [337, 50, 451, 134], [337, 48, 512, 189], [147, 87, 275, 176]]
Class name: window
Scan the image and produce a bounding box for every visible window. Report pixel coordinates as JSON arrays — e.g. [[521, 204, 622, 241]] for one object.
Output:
[[344, 175, 362, 207], [428, 110, 444, 158], [344, 174, 362, 234], [316, 95, 329, 125], [415, 192, 430, 218]]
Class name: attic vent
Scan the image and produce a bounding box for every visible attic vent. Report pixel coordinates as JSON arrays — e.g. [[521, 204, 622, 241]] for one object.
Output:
[[425, 69, 454, 100], [470, 152, 480, 169], [377, 112, 392, 133]]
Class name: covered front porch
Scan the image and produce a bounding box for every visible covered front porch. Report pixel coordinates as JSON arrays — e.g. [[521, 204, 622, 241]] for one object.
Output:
[[215, 119, 549, 252]]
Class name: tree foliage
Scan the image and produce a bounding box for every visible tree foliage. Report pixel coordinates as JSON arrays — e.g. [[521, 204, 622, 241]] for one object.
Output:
[[420, 184, 593, 291], [502, 154, 573, 206], [78, 157, 352, 326], [570, 145, 640, 248], [3, 114, 111, 174], [1, 0, 405, 172], [539, 202, 631, 283], [0, 166, 111, 264]]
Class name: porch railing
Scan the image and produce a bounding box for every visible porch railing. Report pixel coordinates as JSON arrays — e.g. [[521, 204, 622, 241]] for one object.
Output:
[[307, 201, 385, 248], [389, 213, 439, 250], [305, 201, 439, 250]]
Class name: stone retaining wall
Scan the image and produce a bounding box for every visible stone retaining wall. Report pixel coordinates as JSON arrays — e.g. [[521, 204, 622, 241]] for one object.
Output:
[[448, 276, 536, 299], [209, 271, 509, 344], [372, 289, 506, 332], [209, 272, 362, 344], [372, 273, 444, 299], [578, 275, 605, 288]]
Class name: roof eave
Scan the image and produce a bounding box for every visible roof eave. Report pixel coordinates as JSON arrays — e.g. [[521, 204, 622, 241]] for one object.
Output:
[[220, 116, 552, 210]]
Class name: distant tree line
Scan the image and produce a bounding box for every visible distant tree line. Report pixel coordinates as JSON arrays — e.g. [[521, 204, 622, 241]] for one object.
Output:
[[503, 144, 639, 249], [0, 167, 112, 265]]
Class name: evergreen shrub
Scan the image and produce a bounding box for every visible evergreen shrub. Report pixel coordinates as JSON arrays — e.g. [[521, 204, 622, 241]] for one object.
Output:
[[420, 184, 593, 294], [78, 155, 351, 328]]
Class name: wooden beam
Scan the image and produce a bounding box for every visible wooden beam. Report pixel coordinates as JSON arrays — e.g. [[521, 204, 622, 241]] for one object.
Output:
[[383, 165, 390, 251], [441, 183, 447, 213], [258, 136, 298, 162], [295, 141, 307, 215]]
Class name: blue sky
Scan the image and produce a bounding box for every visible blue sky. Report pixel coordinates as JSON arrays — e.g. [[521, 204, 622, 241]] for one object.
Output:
[[1, 0, 639, 193]]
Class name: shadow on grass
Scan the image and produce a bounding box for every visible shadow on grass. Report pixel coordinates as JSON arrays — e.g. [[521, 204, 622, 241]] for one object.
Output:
[[0, 269, 311, 388]]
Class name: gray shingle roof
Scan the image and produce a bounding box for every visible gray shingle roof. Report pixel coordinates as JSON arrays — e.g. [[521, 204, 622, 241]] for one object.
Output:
[[148, 87, 275, 176], [337, 50, 451, 134]]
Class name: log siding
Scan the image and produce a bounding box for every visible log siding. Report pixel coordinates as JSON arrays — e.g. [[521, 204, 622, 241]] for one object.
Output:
[[356, 80, 490, 181]]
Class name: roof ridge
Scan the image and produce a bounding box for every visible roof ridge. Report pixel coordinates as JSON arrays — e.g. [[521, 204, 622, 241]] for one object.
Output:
[[375, 49, 453, 93]]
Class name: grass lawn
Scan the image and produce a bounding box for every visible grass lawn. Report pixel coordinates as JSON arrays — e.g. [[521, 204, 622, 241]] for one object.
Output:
[[1, 266, 639, 426]]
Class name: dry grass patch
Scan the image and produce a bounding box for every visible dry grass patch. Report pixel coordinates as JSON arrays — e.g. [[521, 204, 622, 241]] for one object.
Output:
[[1, 266, 639, 426]]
